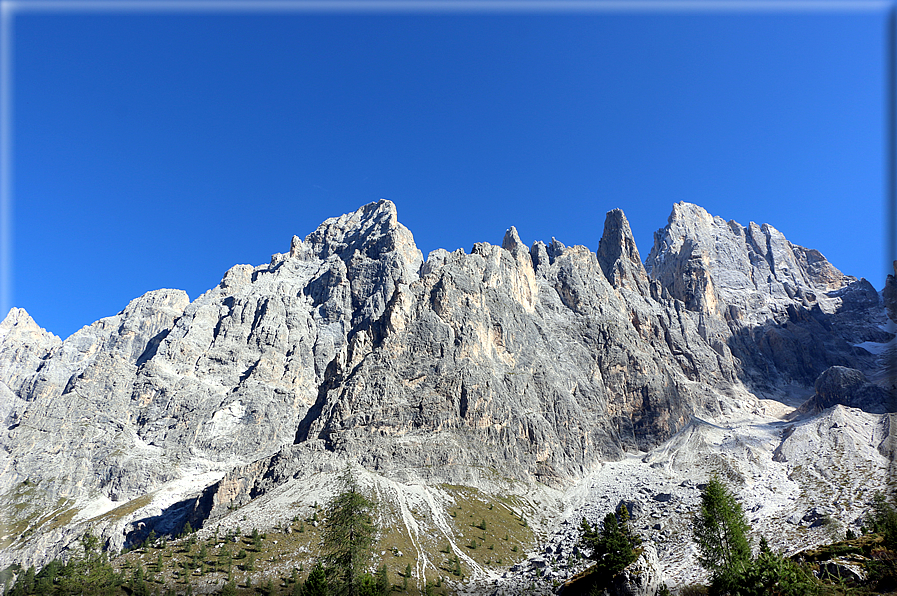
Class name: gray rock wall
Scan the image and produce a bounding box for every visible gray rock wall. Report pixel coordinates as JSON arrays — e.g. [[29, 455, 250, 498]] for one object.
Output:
[[0, 199, 891, 569]]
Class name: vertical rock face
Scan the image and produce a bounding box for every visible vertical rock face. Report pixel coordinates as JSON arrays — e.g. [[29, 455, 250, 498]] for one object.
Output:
[[645, 202, 888, 390], [0, 200, 891, 569], [883, 261, 897, 322], [646, 202, 851, 320], [598, 208, 650, 296], [296, 223, 715, 484]]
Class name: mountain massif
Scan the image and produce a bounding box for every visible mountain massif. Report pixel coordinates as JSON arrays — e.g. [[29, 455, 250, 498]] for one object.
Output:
[[1, 201, 894, 592]]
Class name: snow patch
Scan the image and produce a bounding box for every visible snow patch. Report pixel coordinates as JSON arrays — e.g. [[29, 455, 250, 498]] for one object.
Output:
[[854, 335, 896, 355]]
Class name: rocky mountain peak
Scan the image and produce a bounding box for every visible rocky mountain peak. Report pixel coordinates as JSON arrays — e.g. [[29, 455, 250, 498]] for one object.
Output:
[[643, 201, 887, 390], [646, 201, 854, 319], [289, 199, 420, 269], [281, 199, 423, 329], [0, 309, 63, 401], [597, 208, 650, 294], [501, 225, 526, 257], [0, 307, 58, 343]]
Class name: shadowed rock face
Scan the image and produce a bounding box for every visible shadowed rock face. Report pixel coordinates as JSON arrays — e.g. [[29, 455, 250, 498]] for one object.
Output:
[[0, 200, 891, 568], [794, 366, 894, 415], [598, 208, 650, 296], [646, 202, 888, 391]]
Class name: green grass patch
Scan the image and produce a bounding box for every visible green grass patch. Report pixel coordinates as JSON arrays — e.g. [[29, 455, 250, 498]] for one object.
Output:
[[91, 493, 154, 522]]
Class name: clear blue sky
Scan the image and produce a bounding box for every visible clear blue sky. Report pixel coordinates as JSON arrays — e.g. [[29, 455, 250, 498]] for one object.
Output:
[[5, 2, 892, 339]]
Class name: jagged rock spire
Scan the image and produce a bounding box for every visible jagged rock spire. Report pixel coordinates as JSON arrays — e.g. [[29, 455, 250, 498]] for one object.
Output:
[[597, 208, 650, 295]]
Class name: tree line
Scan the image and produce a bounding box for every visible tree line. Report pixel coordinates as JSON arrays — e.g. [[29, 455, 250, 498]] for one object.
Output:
[[573, 474, 897, 595], [4, 469, 897, 596]]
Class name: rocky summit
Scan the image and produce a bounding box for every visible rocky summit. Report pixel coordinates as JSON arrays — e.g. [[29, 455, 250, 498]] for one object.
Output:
[[1, 200, 894, 593]]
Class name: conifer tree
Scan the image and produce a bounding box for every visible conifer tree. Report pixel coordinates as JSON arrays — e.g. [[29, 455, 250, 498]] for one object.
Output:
[[871, 490, 897, 549], [692, 475, 752, 580], [303, 563, 329, 596], [321, 466, 378, 596], [375, 564, 389, 596], [579, 505, 641, 582]]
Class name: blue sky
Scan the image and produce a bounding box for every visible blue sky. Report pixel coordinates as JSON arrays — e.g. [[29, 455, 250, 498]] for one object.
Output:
[[4, 1, 892, 339]]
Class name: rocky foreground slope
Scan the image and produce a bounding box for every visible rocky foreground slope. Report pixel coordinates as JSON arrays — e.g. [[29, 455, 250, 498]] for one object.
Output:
[[1, 201, 894, 591]]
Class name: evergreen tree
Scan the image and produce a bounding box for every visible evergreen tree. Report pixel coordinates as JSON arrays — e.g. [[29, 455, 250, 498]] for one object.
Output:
[[221, 580, 237, 596], [712, 536, 818, 596], [22, 567, 35, 595], [579, 504, 641, 582], [692, 475, 752, 583], [218, 548, 232, 573], [303, 563, 329, 596], [35, 560, 59, 595], [131, 564, 149, 596], [320, 466, 378, 596], [374, 564, 389, 596], [14, 533, 125, 596], [871, 490, 897, 549]]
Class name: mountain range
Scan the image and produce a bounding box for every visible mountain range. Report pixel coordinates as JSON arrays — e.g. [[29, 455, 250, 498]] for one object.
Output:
[[1, 200, 894, 593]]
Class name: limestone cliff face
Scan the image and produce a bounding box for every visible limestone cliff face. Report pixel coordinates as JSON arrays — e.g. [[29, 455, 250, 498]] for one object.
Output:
[[0, 200, 891, 568], [646, 202, 887, 391]]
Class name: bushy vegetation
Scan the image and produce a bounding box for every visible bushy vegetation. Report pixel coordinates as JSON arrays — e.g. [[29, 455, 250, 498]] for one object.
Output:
[[7, 479, 897, 596], [5, 533, 123, 596], [692, 479, 896, 596], [580, 503, 641, 580]]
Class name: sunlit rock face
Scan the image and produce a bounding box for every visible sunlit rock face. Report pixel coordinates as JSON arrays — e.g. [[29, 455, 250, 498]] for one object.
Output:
[[0, 199, 891, 572], [646, 201, 887, 391]]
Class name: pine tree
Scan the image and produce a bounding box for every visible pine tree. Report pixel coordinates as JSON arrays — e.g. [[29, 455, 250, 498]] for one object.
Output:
[[131, 564, 149, 596], [714, 535, 818, 596], [375, 564, 389, 596], [580, 509, 641, 581], [321, 466, 378, 596], [692, 475, 752, 580], [303, 563, 329, 596], [23, 566, 35, 594], [871, 490, 897, 549]]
